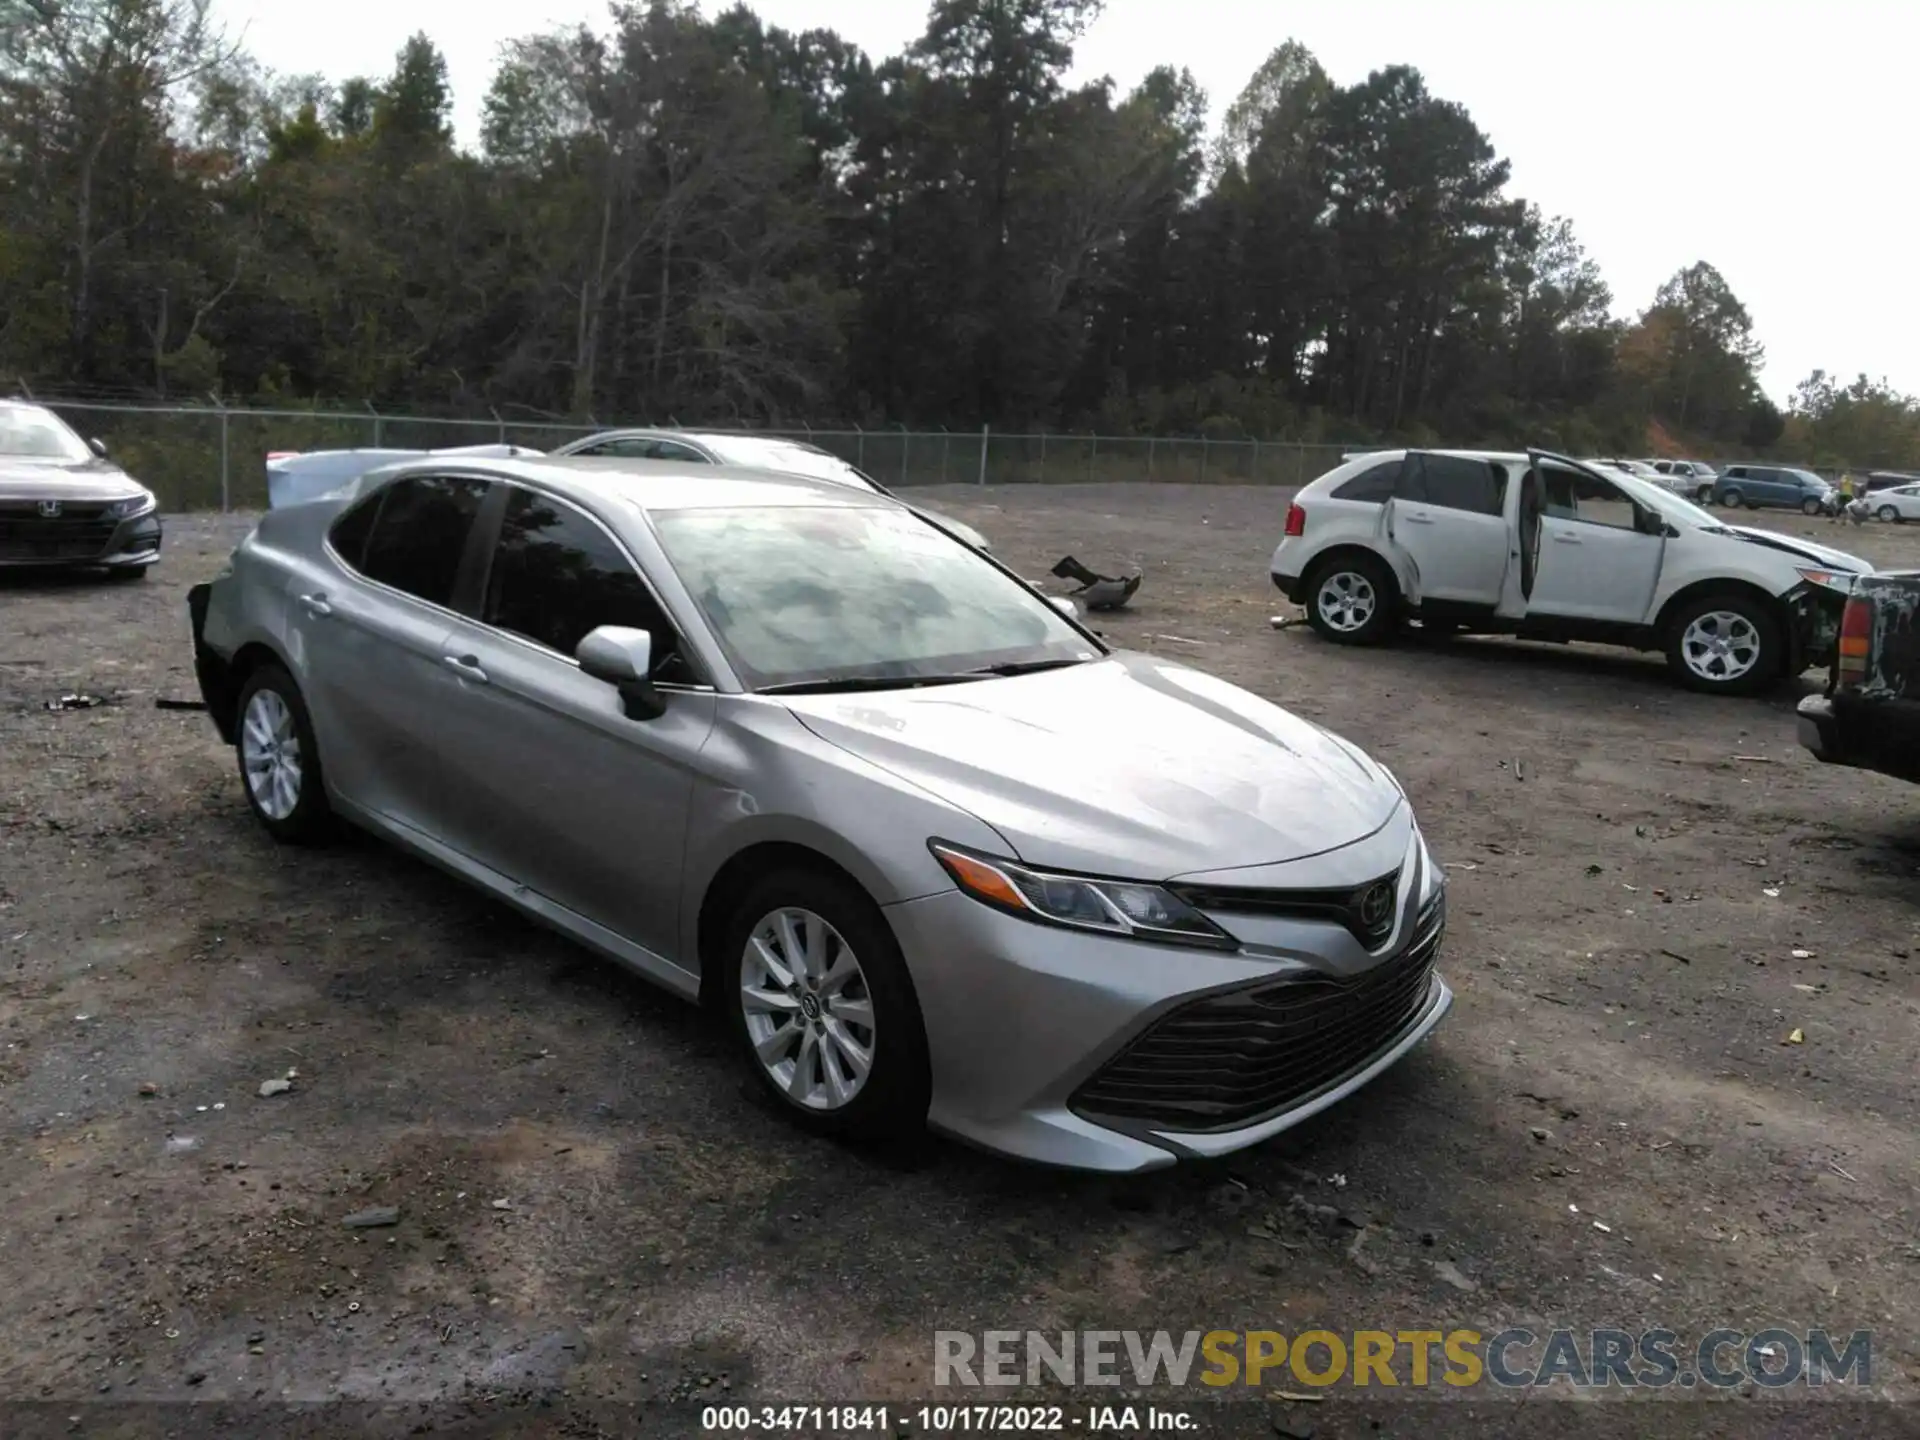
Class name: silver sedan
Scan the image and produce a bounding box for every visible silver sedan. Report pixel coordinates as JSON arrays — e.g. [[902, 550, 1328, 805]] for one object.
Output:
[[187, 457, 1450, 1172]]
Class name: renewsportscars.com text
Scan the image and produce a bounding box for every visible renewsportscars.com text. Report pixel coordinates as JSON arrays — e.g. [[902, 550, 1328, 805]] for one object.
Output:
[[933, 1328, 1871, 1390]]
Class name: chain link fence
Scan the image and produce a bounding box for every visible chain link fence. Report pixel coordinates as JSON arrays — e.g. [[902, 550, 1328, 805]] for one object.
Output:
[[23, 397, 1356, 512], [23, 395, 1903, 513]]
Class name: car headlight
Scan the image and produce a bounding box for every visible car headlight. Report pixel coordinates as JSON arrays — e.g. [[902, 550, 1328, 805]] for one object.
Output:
[[103, 490, 155, 519], [1796, 567, 1857, 595], [929, 840, 1236, 949]]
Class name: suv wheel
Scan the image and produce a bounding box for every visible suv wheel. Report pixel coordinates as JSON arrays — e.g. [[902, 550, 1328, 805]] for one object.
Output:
[[234, 663, 334, 844], [1878, 504, 1900, 523], [1719, 489, 1743, 508], [1665, 594, 1781, 696], [722, 869, 931, 1142], [1305, 554, 1397, 646], [1802, 496, 1824, 516]]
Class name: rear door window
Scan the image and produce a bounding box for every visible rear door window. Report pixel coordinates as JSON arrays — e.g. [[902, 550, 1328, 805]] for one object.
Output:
[[350, 475, 491, 607], [1331, 459, 1405, 502], [1409, 454, 1505, 516]]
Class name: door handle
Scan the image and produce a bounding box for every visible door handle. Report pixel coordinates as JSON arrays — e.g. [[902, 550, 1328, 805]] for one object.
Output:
[[442, 654, 489, 684], [1404, 513, 1435, 525], [298, 592, 333, 617], [1552, 534, 1582, 544]]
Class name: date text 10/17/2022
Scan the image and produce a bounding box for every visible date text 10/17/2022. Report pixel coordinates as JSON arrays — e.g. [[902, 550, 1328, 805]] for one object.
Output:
[[701, 1405, 1196, 1432]]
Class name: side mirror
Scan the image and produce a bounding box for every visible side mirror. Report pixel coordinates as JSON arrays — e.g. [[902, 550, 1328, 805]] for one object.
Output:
[[88, 437, 108, 458], [576, 625, 665, 720], [1047, 595, 1081, 619]]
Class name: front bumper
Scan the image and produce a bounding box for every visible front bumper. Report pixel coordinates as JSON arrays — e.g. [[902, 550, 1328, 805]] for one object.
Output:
[[884, 830, 1451, 1172], [0, 505, 162, 569], [1786, 581, 1847, 675]]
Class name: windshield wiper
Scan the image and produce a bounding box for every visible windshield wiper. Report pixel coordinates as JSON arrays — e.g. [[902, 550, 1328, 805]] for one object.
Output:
[[966, 658, 1089, 677], [757, 674, 988, 696]]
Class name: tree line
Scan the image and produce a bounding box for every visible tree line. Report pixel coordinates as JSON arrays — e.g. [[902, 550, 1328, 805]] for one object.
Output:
[[2, 0, 1915, 469]]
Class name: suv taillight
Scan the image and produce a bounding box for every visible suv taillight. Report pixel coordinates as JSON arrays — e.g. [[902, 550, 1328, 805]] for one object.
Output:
[[1837, 595, 1871, 686], [1283, 503, 1306, 538]]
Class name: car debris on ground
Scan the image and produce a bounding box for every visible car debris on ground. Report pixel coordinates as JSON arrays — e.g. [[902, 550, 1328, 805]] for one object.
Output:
[[1050, 554, 1142, 610]]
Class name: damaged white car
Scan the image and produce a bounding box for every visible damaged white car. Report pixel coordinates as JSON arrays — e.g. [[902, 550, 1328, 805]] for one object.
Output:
[[1270, 448, 1868, 695]]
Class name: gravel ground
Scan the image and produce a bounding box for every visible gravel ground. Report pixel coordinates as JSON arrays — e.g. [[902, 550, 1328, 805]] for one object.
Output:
[[1, 485, 1917, 1439]]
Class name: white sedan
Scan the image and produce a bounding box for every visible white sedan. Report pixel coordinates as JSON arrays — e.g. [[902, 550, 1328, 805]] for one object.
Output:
[[1868, 484, 1920, 523]]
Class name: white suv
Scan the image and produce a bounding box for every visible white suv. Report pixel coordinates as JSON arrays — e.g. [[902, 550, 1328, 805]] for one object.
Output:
[[1268, 448, 1868, 695]]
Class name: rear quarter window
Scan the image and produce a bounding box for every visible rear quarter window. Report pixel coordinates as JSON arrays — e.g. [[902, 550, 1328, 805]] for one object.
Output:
[[1331, 459, 1404, 502]]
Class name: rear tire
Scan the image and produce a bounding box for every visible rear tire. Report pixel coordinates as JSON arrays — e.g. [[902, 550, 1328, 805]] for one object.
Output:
[[722, 868, 931, 1143], [1305, 553, 1397, 646], [234, 663, 334, 844], [1664, 593, 1783, 697]]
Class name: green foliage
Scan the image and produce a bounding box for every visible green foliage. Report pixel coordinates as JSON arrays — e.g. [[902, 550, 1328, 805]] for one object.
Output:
[[0, 8, 1911, 467]]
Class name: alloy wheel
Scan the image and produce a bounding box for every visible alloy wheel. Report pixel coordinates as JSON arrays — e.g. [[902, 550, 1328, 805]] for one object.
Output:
[[241, 689, 303, 821], [1315, 572, 1377, 633], [739, 907, 876, 1111], [1680, 611, 1761, 685]]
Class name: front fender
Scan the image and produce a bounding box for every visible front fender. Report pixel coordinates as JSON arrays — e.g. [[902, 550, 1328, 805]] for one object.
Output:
[[673, 702, 1008, 962]]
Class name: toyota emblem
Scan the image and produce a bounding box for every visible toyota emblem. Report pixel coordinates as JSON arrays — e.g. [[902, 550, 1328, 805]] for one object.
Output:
[[37, 499, 62, 518], [1357, 881, 1395, 934]]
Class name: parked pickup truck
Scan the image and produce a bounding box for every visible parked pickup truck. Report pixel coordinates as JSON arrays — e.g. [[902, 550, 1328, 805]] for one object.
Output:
[[1797, 572, 1920, 782], [1270, 447, 1869, 695]]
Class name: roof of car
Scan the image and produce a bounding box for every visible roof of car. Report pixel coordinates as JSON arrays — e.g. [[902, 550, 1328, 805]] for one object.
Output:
[[372, 454, 891, 513]]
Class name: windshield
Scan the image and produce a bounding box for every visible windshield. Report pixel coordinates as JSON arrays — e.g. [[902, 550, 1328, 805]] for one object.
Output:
[[652, 503, 1099, 690], [0, 404, 92, 462], [703, 436, 883, 495]]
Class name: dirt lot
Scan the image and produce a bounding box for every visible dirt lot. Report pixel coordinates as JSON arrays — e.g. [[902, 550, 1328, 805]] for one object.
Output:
[[2, 484, 1918, 1438]]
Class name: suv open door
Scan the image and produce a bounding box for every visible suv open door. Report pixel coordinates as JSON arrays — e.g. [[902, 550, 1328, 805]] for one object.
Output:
[[1383, 451, 1511, 608]]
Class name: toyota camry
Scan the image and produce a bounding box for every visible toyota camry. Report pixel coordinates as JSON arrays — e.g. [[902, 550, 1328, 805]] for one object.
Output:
[[186, 456, 1450, 1172]]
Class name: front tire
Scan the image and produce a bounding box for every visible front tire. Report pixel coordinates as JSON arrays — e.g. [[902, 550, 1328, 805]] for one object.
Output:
[[234, 663, 334, 844], [1664, 593, 1783, 696], [723, 868, 931, 1142], [1695, 487, 1714, 505], [1305, 553, 1397, 646], [1802, 497, 1824, 516], [1721, 489, 1744, 509], [1878, 505, 1900, 523]]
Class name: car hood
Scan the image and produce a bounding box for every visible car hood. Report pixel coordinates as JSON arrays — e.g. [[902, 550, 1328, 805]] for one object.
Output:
[[782, 651, 1403, 878], [0, 456, 143, 501], [1715, 524, 1869, 573]]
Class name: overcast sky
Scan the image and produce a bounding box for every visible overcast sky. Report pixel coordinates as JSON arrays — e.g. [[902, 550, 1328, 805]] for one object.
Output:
[[214, 0, 1917, 405]]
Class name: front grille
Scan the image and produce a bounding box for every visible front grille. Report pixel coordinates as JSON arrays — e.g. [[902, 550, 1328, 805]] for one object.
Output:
[[0, 500, 117, 561], [1169, 868, 1404, 949], [1070, 893, 1444, 1133]]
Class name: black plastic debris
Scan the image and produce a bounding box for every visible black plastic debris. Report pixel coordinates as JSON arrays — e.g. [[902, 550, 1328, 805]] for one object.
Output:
[[1050, 555, 1142, 611], [45, 693, 109, 712], [154, 697, 207, 711]]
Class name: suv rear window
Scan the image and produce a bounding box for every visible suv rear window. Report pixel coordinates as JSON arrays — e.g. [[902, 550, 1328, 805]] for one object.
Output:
[[1332, 459, 1403, 502]]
